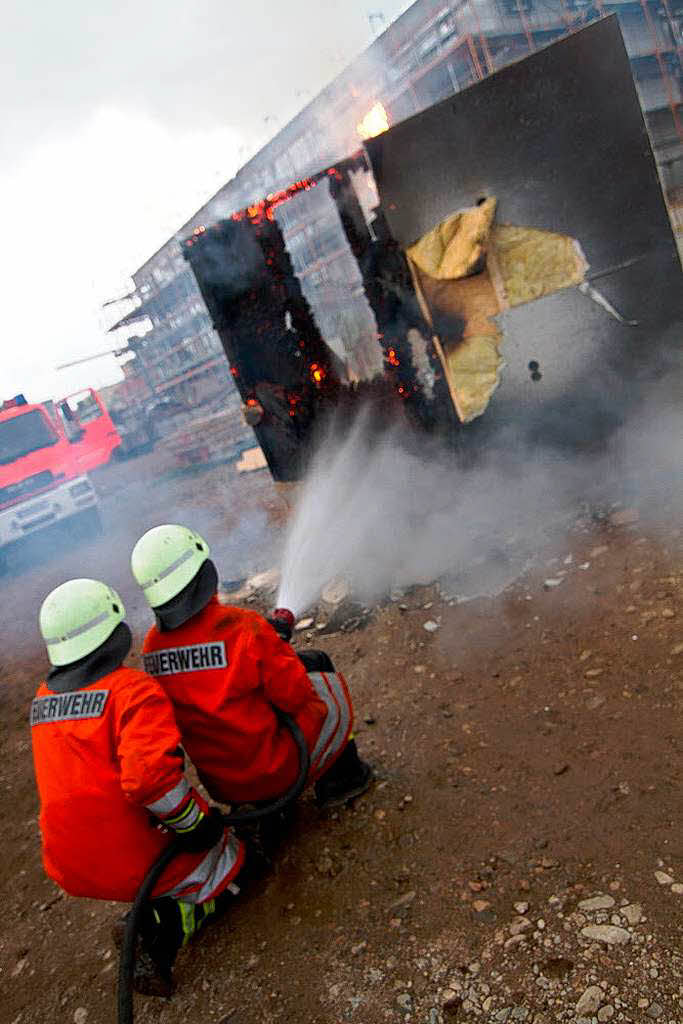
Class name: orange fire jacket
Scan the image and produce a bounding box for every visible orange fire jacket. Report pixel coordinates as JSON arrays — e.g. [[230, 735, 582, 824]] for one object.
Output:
[[30, 666, 243, 902], [142, 599, 332, 803]]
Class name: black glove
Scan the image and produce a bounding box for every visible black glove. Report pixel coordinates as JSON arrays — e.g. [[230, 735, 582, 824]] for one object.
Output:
[[268, 608, 294, 642], [175, 806, 225, 853]]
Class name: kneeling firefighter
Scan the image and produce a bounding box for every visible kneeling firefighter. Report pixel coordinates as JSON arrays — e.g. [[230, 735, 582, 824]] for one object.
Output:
[[130, 525, 372, 810], [30, 579, 246, 997]]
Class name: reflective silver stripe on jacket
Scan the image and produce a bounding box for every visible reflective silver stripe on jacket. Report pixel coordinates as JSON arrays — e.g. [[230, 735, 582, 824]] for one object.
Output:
[[145, 777, 190, 817], [162, 831, 243, 904], [308, 671, 352, 774]]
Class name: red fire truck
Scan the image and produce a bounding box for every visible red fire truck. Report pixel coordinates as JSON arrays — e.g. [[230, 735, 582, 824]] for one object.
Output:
[[0, 389, 121, 559]]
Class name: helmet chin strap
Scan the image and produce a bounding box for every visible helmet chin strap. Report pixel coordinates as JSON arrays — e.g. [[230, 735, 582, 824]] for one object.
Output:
[[153, 560, 219, 631]]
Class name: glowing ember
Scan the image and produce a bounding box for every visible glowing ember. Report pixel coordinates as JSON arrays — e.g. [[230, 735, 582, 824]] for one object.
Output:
[[288, 395, 301, 417], [356, 102, 389, 140], [310, 363, 326, 384], [232, 178, 320, 225]]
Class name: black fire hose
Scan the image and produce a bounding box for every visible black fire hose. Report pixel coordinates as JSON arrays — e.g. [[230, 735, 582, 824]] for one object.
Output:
[[118, 712, 310, 1024]]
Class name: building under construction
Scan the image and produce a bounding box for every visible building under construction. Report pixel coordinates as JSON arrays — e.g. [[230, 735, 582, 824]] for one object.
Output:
[[107, 0, 682, 413]]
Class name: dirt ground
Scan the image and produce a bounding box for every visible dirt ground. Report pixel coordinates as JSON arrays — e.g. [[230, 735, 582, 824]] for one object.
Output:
[[0, 452, 681, 1024]]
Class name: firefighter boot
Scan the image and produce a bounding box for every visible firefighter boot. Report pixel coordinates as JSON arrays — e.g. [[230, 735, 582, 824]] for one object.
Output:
[[111, 912, 175, 998], [132, 945, 176, 998], [314, 739, 373, 810], [113, 893, 236, 996], [113, 897, 216, 998], [141, 896, 231, 996]]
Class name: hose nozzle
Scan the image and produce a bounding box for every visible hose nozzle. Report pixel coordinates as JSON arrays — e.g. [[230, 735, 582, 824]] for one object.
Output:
[[270, 607, 295, 642]]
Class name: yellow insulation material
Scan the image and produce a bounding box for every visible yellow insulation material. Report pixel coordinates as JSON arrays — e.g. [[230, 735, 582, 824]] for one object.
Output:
[[443, 334, 504, 424], [407, 198, 497, 280], [493, 225, 588, 307], [405, 199, 589, 424]]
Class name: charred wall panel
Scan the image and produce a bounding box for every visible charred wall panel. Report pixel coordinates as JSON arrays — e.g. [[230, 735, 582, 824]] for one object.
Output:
[[185, 18, 680, 480], [327, 170, 451, 431], [184, 216, 344, 481]]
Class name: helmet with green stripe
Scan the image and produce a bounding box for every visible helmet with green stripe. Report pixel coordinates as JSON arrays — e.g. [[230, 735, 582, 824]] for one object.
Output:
[[40, 578, 125, 666], [131, 524, 210, 609]]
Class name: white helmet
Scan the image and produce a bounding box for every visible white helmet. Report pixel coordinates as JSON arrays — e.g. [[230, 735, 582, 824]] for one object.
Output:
[[40, 579, 125, 666], [131, 524, 210, 609]]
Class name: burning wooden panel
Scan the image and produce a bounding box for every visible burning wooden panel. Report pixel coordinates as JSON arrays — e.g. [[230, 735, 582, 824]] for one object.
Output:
[[184, 17, 681, 478], [325, 168, 457, 434], [184, 209, 345, 481]]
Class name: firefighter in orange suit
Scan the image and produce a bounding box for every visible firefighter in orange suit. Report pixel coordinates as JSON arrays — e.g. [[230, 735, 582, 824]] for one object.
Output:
[[30, 578, 246, 997], [131, 524, 372, 809]]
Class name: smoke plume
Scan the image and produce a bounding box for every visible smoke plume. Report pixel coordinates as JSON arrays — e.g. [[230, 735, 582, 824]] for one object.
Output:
[[276, 384, 682, 618]]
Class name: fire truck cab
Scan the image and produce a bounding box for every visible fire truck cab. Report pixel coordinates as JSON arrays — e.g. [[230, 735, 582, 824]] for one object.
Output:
[[53, 388, 122, 471], [0, 389, 120, 559]]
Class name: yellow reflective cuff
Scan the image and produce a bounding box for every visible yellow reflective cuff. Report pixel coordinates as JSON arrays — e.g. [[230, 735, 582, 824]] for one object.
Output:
[[175, 809, 205, 834], [166, 798, 204, 832], [177, 897, 218, 946], [178, 902, 196, 946]]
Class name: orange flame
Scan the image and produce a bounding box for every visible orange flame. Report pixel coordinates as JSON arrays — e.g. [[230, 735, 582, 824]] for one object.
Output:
[[356, 102, 389, 140]]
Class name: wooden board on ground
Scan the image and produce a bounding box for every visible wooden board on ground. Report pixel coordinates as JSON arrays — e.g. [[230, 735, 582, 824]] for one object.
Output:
[[236, 447, 268, 473]]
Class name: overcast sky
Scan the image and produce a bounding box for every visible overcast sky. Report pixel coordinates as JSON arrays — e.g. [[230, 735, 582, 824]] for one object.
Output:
[[1, 1, 411, 402]]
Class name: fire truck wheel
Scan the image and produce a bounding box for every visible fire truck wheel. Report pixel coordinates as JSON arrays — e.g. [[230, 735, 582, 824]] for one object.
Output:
[[76, 507, 103, 540]]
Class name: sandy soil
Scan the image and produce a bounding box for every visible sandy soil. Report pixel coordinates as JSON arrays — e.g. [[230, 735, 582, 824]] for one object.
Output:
[[0, 453, 681, 1024]]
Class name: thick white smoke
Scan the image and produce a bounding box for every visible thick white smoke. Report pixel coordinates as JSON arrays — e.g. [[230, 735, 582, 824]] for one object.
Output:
[[276, 388, 682, 617]]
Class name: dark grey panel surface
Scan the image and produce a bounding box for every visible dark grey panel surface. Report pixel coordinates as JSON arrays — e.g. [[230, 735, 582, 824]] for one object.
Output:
[[365, 17, 678, 276], [365, 15, 681, 453], [472, 249, 681, 453]]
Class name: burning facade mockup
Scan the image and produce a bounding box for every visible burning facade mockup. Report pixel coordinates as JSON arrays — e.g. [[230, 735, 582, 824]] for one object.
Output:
[[184, 19, 682, 483]]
